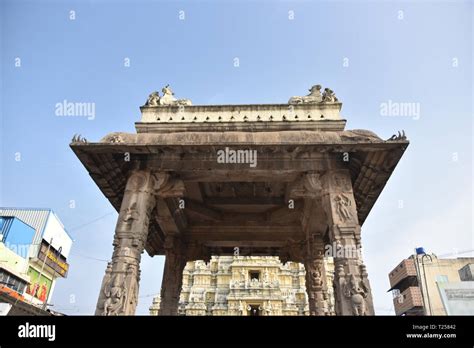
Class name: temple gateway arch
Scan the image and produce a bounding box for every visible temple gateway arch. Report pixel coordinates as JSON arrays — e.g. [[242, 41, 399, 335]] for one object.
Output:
[[70, 84, 408, 316]]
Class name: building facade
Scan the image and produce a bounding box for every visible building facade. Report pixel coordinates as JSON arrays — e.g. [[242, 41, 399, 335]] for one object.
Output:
[[0, 217, 36, 299], [389, 254, 474, 315], [150, 256, 335, 316], [0, 208, 73, 313]]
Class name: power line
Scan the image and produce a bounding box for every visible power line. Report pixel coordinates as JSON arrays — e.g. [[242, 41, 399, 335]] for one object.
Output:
[[69, 251, 109, 263], [139, 293, 160, 299], [64, 211, 116, 262], [69, 211, 116, 232], [436, 249, 474, 258]]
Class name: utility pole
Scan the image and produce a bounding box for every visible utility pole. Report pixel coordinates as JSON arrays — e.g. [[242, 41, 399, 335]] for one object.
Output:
[[421, 253, 433, 315], [42, 246, 62, 310], [32, 238, 53, 307], [414, 247, 433, 316], [414, 248, 428, 315]]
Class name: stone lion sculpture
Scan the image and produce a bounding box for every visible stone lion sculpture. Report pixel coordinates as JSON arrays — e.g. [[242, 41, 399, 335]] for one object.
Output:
[[289, 84, 338, 104], [144, 85, 192, 106]]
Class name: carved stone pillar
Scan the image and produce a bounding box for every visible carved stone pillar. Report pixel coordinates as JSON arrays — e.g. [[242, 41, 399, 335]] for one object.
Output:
[[159, 236, 187, 316], [95, 170, 156, 315], [304, 238, 329, 316], [321, 169, 374, 316], [298, 174, 330, 316]]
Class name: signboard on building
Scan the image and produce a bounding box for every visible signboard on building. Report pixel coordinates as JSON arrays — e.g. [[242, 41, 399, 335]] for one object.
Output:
[[438, 281, 474, 315], [42, 212, 73, 259], [37, 242, 69, 277]]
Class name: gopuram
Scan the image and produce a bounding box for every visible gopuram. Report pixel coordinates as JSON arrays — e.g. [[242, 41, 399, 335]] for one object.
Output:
[[70, 84, 408, 316], [149, 256, 336, 316]]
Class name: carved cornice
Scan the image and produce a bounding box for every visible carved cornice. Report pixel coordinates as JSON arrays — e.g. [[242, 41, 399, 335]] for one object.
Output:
[[139, 102, 343, 125]]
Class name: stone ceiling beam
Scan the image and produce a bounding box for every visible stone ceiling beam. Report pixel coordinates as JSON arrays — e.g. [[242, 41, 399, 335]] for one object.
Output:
[[205, 197, 285, 206], [155, 198, 183, 236], [185, 199, 222, 222], [179, 170, 301, 182]]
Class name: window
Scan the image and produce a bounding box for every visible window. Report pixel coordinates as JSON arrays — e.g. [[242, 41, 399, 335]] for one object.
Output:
[[9, 276, 18, 290], [249, 271, 260, 281], [17, 282, 26, 294], [0, 269, 27, 294], [436, 275, 449, 283], [391, 289, 400, 299]]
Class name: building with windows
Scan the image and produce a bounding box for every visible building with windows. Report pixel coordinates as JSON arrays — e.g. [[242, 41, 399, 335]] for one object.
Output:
[[0, 240, 31, 305], [0, 217, 35, 298], [0, 208, 73, 313], [388, 253, 474, 316], [150, 256, 335, 316]]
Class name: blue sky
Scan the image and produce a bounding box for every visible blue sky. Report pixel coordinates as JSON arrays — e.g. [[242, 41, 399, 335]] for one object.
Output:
[[1, 0, 472, 315]]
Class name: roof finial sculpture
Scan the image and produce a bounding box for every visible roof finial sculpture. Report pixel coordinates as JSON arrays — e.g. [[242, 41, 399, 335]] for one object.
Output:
[[387, 130, 407, 141], [288, 84, 339, 104], [144, 85, 192, 106], [322, 88, 338, 103]]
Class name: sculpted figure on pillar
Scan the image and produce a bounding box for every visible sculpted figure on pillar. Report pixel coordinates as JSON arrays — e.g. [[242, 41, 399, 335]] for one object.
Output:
[[332, 263, 372, 316], [333, 263, 346, 315], [125, 263, 140, 313], [303, 236, 329, 316], [334, 193, 353, 222], [309, 261, 323, 287], [122, 203, 139, 228], [102, 266, 140, 316], [344, 274, 369, 316], [95, 170, 156, 315], [296, 174, 331, 316], [102, 263, 126, 316], [321, 169, 375, 315]]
